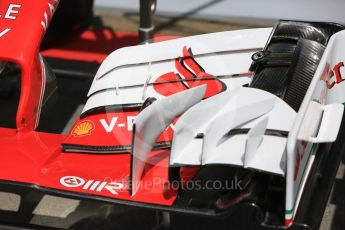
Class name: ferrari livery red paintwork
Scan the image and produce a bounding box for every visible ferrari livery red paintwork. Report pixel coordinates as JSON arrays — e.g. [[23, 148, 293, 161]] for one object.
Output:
[[0, 0, 59, 131], [0, 127, 178, 205], [0, 0, 181, 207]]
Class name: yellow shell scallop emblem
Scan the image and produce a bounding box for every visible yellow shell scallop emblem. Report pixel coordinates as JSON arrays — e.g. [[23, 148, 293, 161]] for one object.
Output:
[[72, 121, 95, 137]]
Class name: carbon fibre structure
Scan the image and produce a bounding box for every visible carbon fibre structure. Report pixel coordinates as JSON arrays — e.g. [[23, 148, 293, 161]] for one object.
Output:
[[273, 21, 344, 46], [250, 21, 344, 111], [283, 40, 324, 111]]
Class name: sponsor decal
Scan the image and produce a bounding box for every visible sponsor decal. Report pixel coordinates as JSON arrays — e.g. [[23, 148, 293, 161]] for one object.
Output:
[[0, 28, 11, 38], [294, 151, 302, 181], [72, 120, 95, 137], [285, 209, 293, 227], [41, 0, 60, 31], [153, 46, 225, 98], [293, 141, 308, 181], [100, 116, 137, 133], [60, 176, 125, 195], [0, 3, 22, 38], [98, 115, 175, 133], [321, 61, 344, 89], [0, 4, 21, 20], [60, 176, 85, 188]]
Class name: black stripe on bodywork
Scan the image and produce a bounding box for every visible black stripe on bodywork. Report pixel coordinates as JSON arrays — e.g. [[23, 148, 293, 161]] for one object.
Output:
[[80, 104, 142, 118], [62, 141, 171, 154], [225, 128, 289, 138]]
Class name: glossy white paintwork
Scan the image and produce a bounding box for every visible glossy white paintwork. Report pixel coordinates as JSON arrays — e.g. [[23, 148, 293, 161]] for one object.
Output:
[[298, 102, 344, 143], [91, 28, 272, 86], [170, 87, 296, 175], [244, 118, 268, 167], [286, 30, 345, 223], [82, 28, 272, 115], [131, 85, 206, 195], [79, 24, 345, 224], [311, 104, 344, 143]]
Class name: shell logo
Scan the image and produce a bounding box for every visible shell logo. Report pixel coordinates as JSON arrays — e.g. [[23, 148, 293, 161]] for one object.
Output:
[[72, 121, 95, 137]]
